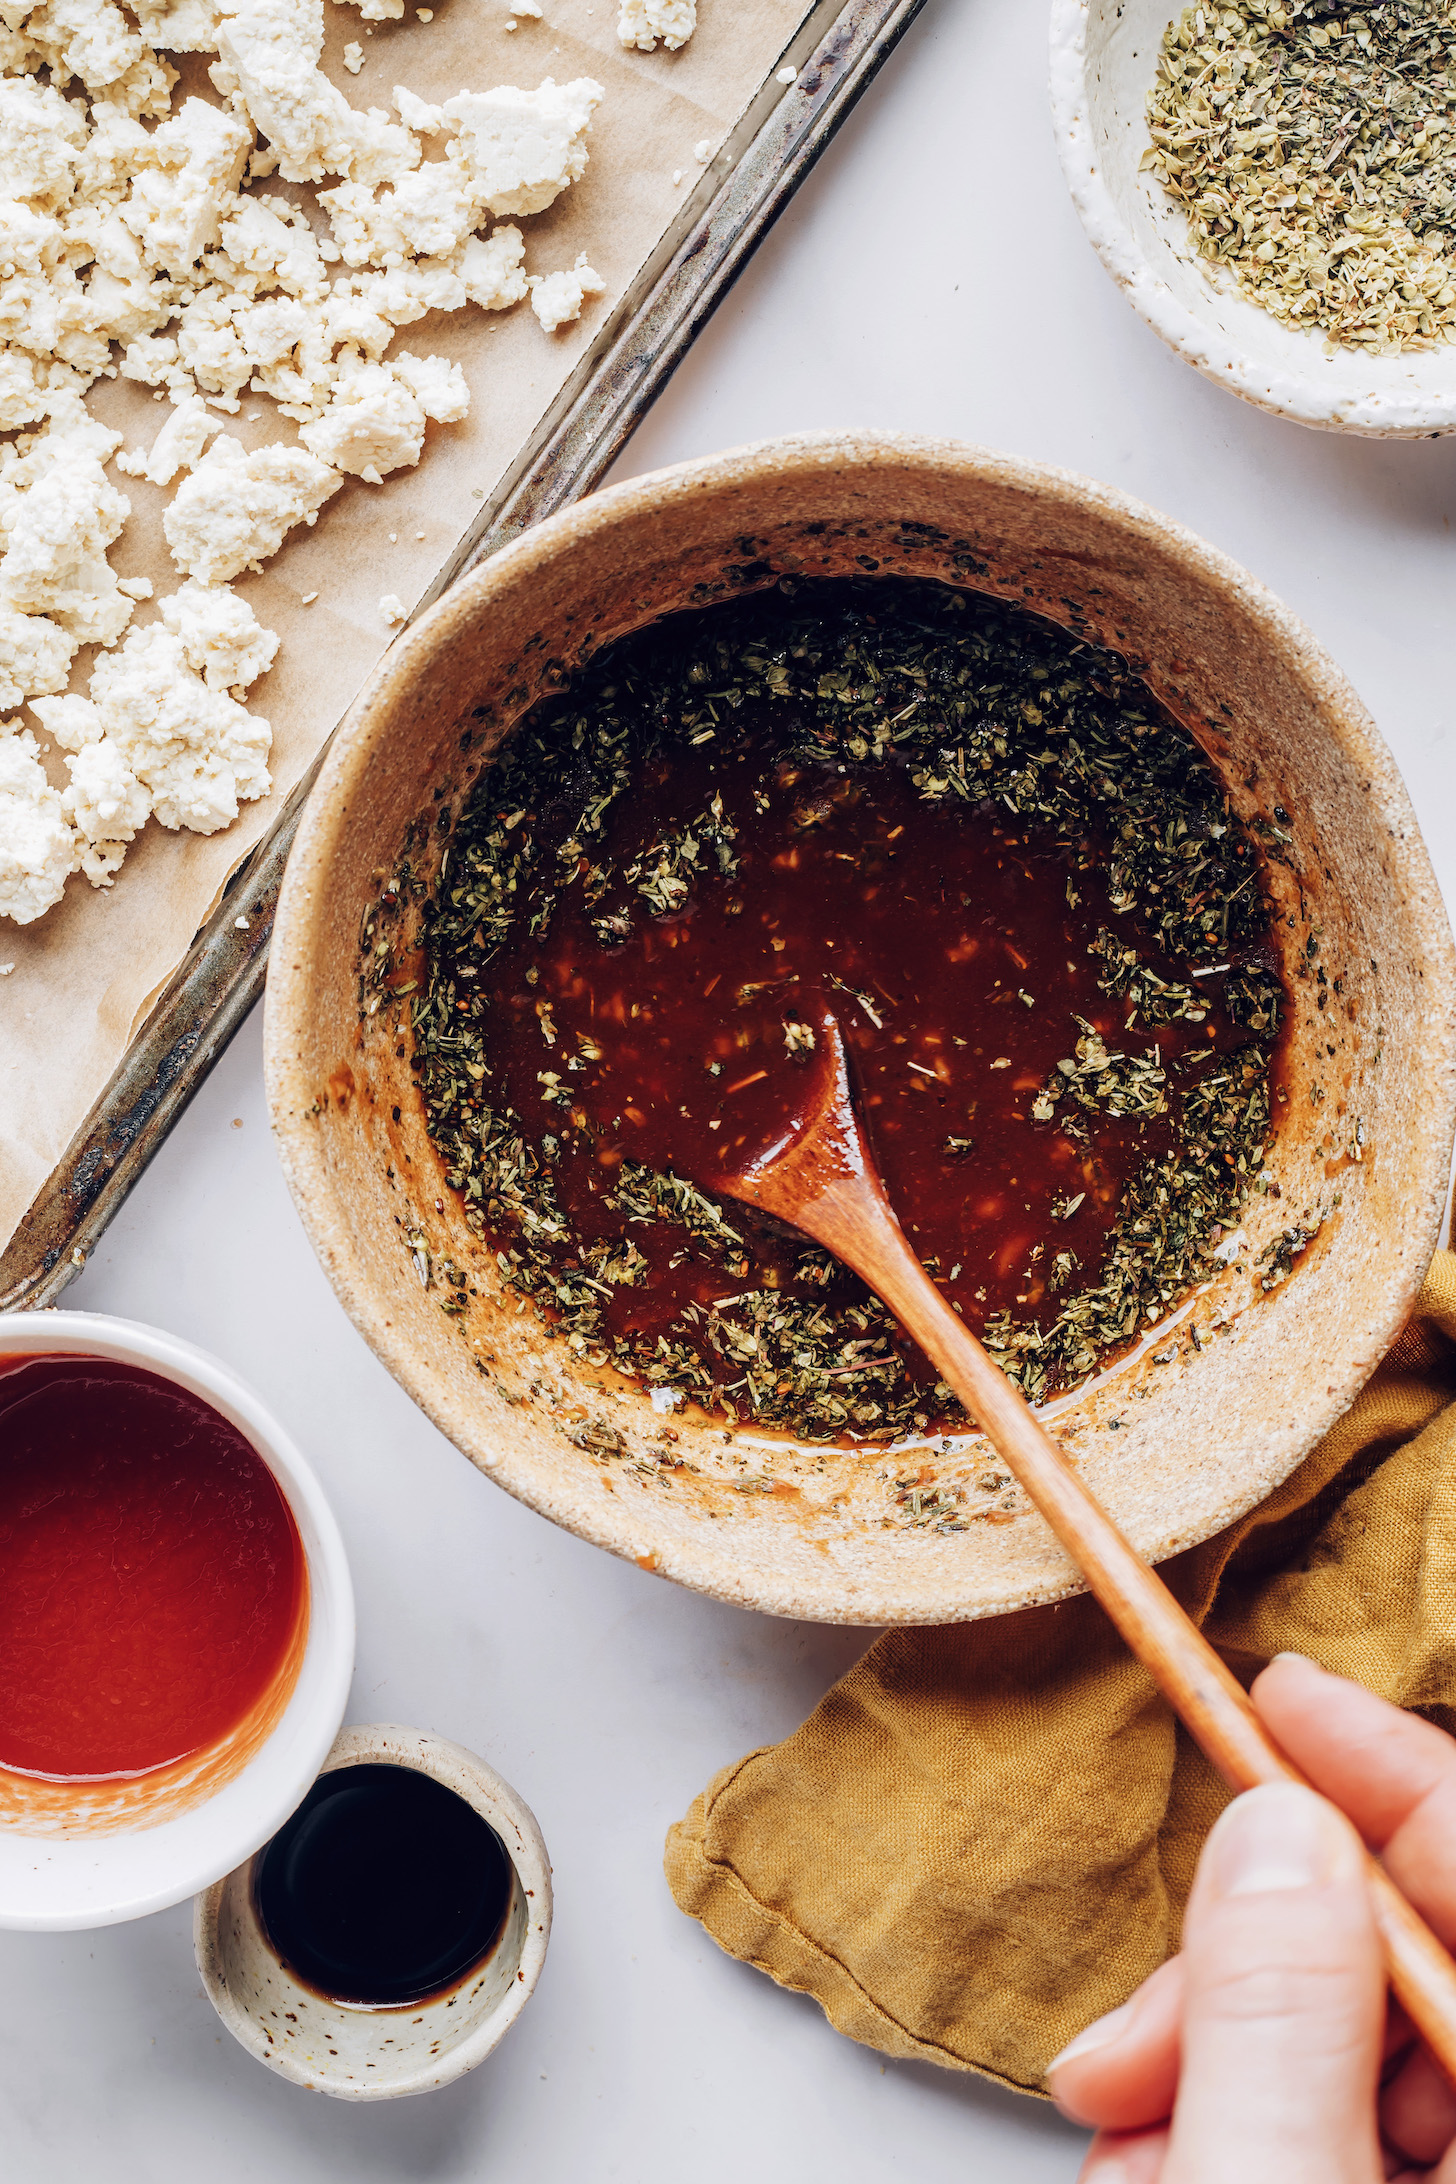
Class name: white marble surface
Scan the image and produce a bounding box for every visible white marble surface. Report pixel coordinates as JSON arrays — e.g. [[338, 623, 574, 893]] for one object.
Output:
[[7, 0, 1455, 2174]]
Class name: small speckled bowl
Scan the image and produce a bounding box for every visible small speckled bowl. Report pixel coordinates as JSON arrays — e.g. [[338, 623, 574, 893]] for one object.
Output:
[[266, 430, 1456, 1625], [194, 1724, 551, 2101]]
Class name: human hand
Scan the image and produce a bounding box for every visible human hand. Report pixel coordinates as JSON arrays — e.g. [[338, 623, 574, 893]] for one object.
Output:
[[1045, 1655, 1456, 2182]]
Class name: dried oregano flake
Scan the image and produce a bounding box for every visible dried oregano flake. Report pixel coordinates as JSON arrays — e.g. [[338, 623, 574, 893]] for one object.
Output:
[[1145, 0, 1456, 352]]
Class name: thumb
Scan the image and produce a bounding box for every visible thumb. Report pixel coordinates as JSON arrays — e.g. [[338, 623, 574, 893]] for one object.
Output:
[[1164, 1781, 1384, 2184]]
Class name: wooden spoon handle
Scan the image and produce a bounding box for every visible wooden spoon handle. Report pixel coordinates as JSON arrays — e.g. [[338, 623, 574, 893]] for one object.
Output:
[[812, 1173, 1456, 2078]]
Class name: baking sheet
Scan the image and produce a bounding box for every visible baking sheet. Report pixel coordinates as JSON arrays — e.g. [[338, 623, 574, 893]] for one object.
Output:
[[0, 0, 821, 1254]]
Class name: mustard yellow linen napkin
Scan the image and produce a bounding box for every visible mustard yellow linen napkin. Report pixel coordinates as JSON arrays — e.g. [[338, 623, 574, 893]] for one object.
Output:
[[664, 1250, 1456, 2095]]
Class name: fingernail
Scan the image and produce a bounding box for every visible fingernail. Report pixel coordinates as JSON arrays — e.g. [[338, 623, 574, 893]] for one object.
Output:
[[1206, 1782, 1358, 1899], [1271, 1650, 1316, 1666], [1046, 2000, 1135, 2074]]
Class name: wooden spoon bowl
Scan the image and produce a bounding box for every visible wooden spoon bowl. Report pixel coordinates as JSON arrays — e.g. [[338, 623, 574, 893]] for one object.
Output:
[[265, 432, 1456, 1626]]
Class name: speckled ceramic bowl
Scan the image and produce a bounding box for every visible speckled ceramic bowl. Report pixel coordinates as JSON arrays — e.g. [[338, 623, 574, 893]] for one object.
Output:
[[1050, 0, 1456, 435], [264, 430, 1456, 1625], [194, 1724, 551, 2101]]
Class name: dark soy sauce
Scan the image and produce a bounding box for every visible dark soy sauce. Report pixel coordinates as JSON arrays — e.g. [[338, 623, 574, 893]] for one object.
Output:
[[256, 1763, 514, 2007]]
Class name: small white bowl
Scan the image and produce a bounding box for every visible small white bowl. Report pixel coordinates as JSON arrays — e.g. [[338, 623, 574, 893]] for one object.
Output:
[[1049, 0, 1456, 436], [0, 1311, 354, 1930], [195, 1725, 552, 2101]]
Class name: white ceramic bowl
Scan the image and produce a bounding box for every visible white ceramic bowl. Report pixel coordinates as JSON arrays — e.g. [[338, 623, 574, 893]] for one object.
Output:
[[195, 1724, 552, 2101], [1049, 0, 1456, 435], [0, 1311, 354, 1930]]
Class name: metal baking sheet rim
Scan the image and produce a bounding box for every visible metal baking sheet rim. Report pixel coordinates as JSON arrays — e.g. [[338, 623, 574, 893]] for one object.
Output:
[[0, 0, 929, 1314]]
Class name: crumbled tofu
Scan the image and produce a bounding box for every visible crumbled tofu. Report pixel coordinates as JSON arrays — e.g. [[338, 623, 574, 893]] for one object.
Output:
[[0, 0, 613, 918], [326, 255, 455, 347], [379, 591, 407, 623], [0, 347, 80, 432], [75, 103, 148, 201], [330, 99, 424, 188], [210, 0, 340, 182], [233, 293, 332, 409], [321, 161, 476, 267], [61, 735, 151, 886], [0, 721, 77, 925], [164, 434, 342, 584], [30, 693, 103, 750], [88, 624, 272, 833], [173, 286, 251, 407], [511, 0, 544, 14], [0, 76, 88, 210], [130, 0, 226, 57], [25, 0, 166, 112], [617, 0, 695, 52], [159, 577, 279, 690], [118, 333, 193, 403], [216, 194, 330, 299], [300, 349, 463, 477], [299, 355, 423, 476], [392, 83, 444, 134], [0, 395, 135, 645], [392, 348, 468, 420], [117, 393, 224, 486], [528, 252, 605, 332], [442, 76, 602, 217], [454, 224, 528, 310], [211, 0, 415, 186], [0, 606, 77, 711], [318, 277, 403, 361], [0, 195, 113, 383], [120, 96, 252, 277]]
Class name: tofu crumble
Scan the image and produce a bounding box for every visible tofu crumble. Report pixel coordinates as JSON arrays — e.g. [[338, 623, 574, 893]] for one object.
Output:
[[0, 0, 613, 925]]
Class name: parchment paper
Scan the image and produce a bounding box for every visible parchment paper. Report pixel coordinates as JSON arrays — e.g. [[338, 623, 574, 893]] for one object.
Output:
[[0, 0, 816, 1253]]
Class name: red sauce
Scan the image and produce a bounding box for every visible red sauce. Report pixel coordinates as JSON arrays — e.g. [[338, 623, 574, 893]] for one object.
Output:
[[0, 1356, 307, 1782], [455, 721, 1254, 1392]]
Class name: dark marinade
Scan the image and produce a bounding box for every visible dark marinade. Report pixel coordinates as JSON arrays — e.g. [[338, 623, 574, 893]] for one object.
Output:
[[409, 577, 1283, 1443], [255, 1763, 513, 2007]]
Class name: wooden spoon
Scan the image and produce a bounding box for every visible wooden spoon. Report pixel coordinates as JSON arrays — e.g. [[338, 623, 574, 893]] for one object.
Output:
[[711, 1010, 1456, 2076]]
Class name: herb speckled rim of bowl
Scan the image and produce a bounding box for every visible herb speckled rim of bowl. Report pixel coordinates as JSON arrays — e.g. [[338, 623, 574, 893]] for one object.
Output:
[[1049, 0, 1456, 436], [194, 1723, 552, 2101], [264, 429, 1456, 1627], [0, 1311, 354, 1930]]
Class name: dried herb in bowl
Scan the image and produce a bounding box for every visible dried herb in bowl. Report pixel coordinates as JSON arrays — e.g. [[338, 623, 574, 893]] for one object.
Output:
[[408, 578, 1286, 1445], [1145, 0, 1456, 354]]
